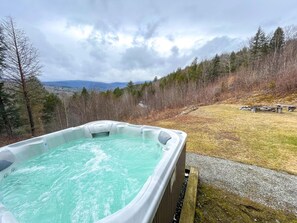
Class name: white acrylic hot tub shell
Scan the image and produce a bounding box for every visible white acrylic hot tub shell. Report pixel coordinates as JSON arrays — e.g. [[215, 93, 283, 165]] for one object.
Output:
[[0, 121, 187, 223]]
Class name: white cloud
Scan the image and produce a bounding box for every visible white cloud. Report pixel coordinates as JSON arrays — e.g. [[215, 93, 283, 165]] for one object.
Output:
[[1, 0, 297, 82]]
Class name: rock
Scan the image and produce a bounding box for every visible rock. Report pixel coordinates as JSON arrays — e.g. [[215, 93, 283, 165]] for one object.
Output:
[[288, 106, 296, 112], [240, 105, 284, 113], [240, 106, 252, 111]]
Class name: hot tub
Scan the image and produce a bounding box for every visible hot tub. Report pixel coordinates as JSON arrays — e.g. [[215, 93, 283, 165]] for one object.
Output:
[[0, 121, 186, 223]]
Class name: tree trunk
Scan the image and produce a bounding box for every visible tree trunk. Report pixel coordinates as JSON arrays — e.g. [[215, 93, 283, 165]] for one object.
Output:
[[23, 89, 35, 136], [11, 19, 35, 136]]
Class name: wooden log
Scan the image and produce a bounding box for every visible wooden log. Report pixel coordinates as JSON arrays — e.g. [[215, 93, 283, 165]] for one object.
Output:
[[180, 167, 199, 223]]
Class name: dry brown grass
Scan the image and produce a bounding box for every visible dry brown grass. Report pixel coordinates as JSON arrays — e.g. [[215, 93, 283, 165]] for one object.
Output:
[[148, 104, 297, 174], [224, 91, 297, 105]]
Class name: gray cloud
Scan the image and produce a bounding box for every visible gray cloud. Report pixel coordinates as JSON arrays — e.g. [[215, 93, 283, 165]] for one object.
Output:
[[141, 22, 159, 40], [1, 0, 297, 82], [193, 36, 244, 60], [171, 46, 179, 56], [121, 45, 165, 70]]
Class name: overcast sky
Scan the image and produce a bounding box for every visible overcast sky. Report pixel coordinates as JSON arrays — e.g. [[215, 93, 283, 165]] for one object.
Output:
[[1, 0, 297, 82]]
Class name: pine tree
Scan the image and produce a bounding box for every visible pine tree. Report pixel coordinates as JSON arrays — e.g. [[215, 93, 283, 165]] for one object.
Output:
[[270, 27, 285, 54], [127, 81, 134, 94], [189, 57, 198, 81], [0, 80, 12, 136], [0, 25, 14, 136], [210, 54, 221, 80], [113, 87, 123, 98], [237, 47, 250, 68], [81, 87, 89, 99], [42, 93, 62, 125], [0, 81, 20, 136], [81, 87, 89, 120], [250, 27, 269, 61], [230, 51, 237, 72]]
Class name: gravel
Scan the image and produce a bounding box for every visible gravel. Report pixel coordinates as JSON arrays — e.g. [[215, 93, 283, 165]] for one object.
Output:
[[186, 153, 297, 215]]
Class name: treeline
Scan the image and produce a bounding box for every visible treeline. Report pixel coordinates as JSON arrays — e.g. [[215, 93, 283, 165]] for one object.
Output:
[[154, 26, 296, 106], [1, 22, 297, 138], [53, 26, 297, 130]]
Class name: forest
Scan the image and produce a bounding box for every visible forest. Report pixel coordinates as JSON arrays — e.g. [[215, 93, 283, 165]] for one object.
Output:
[[1, 17, 297, 140]]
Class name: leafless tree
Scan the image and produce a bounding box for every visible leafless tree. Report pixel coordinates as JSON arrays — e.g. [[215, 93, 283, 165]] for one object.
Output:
[[2, 17, 41, 136]]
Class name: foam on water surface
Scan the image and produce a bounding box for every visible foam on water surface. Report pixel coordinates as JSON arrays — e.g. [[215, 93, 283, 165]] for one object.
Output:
[[0, 134, 163, 223]]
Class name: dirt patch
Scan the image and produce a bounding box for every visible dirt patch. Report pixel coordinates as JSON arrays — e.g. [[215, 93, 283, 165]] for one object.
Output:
[[215, 131, 240, 141]]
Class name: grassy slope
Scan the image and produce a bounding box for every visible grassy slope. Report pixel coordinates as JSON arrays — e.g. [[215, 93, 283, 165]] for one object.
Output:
[[150, 104, 297, 174]]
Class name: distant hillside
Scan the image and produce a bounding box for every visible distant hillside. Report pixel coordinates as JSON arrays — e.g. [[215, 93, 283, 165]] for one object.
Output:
[[42, 80, 130, 91], [37, 26, 297, 136]]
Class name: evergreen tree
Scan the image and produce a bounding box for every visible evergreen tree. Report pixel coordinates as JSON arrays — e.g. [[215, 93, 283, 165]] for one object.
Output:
[[0, 25, 19, 136], [26, 76, 47, 112], [210, 54, 221, 80], [195, 62, 203, 84], [127, 81, 134, 94], [0, 82, 20, 135], [250, 27, 269, 61], [237, 47, 250, 68], [81, 87, 89, 116], [175, 67, 187, 84], [270, 27, 285, 53], [230, 51, 237, 72], [81, 87, 89, 99], [41, 93, 61, 125], [0, 80, 12, 136], [189, 57, 198, 81], [113, 87, 123, 98]]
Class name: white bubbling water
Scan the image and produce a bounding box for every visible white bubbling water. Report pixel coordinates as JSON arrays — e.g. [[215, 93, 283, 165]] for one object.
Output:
[[0, 134, 163, 223]]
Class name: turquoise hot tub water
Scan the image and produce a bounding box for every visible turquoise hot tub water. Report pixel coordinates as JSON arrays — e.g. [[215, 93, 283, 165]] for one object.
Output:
[[0, 134, 163, 223]]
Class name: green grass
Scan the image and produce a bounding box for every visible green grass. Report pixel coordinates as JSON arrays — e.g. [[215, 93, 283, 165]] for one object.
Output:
[[150, 104, 297, 174], [195, 183, 297, 223]]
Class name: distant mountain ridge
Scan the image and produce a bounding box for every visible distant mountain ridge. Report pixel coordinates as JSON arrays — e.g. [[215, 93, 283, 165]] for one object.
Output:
[[42, 80, 132, 91]]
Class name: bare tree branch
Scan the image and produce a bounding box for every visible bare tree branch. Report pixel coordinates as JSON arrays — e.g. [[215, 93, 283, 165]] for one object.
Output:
[[2, 17, 42, 136]]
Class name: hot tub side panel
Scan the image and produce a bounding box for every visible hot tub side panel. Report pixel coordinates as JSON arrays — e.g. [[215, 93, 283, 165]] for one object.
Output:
[[152, 143, 186, 223]]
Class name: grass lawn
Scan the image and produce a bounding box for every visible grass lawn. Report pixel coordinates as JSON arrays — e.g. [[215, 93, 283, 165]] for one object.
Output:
[[149, 104, 297, 174]]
